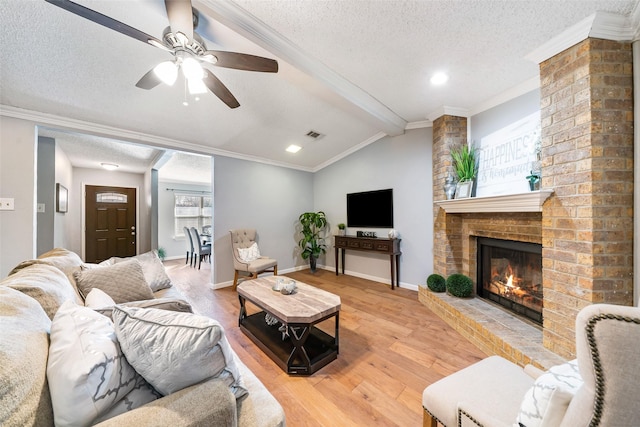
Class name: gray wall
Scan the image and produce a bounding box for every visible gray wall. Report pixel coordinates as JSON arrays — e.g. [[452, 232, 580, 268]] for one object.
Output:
[[313, 128, 433, 290], [470, 89, 540, 141], [37, 137, 55, 255], [0, 116, 37, 276], [213, 156, 314, 285]]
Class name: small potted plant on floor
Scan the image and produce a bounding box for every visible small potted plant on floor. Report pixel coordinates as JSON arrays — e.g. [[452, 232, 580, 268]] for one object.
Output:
[[337, 223, 346, 236]]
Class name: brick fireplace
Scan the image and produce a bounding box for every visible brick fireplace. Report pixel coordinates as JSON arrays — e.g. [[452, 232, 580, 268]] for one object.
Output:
[[420, 37, 634, 364]]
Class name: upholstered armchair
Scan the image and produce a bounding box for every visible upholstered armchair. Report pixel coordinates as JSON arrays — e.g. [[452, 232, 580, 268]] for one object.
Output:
[[422, 303, 640, 427], [229, 229, 277, 289]]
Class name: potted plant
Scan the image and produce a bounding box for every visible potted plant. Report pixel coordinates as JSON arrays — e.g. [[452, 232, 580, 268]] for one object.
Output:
[[297, 211, 328, 273], [337, 223, 346, 236], [156, 247, 166, 262], [526, 171, 541, 191], [450, 143, 478, 183]]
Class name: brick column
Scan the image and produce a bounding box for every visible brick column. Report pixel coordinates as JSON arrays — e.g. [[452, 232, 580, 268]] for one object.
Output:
[[540, 38, 634, 358], [432, 115, 467, 277]]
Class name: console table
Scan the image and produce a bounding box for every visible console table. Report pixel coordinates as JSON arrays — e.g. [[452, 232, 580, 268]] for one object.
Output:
[[334, 235, 401, 289]]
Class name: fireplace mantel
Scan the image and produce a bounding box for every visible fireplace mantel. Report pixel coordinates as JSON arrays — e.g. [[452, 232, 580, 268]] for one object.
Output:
[[435, 190, 554, 213]]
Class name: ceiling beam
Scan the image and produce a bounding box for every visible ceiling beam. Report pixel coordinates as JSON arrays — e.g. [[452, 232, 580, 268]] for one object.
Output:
[[195, 0, 407, 136]]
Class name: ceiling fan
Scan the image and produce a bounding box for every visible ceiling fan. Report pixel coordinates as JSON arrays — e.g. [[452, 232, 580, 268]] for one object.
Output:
[[45, 0, 279, 108]]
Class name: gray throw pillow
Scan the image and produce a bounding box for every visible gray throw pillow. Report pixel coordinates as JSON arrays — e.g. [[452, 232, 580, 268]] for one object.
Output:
[[109, 251, 172, 292], [73, 259, 154, 303], [112, 306, 247, 399]]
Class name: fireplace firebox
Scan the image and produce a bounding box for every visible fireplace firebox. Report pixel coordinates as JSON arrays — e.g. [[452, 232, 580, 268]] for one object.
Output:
[[477, 237, 543, 325]]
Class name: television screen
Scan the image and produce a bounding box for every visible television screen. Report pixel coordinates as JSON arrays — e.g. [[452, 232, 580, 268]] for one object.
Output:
[[347, 189, 393, 228]]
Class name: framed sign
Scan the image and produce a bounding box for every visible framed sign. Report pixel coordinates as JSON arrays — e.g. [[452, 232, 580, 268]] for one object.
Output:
[[455, 181, 473, 199], [475, 111, 541, 197], [56, 183, 68, 213]]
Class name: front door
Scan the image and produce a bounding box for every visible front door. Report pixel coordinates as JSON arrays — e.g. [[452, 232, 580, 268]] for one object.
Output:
[[85, 186, 136, 263]]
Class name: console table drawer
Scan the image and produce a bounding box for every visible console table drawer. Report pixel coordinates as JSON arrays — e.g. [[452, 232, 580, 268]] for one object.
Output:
[[374, 242, 390, 251]]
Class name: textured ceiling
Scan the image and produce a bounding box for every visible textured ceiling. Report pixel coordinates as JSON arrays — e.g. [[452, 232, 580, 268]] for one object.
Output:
[[1, 0, 639, 178]]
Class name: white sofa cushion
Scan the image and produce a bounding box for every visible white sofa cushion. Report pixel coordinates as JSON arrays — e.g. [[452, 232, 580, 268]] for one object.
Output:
[[112, 306, 248, 399], [47, 301, 159, 427], [515, 360, 583, 427]]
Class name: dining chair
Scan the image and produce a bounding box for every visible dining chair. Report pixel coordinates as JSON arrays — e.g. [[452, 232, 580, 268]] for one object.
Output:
[[183, 226, 195, 266], [190, 227, 211, 269]]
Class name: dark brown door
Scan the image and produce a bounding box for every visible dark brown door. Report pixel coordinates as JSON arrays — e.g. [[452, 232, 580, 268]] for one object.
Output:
[[85, 186, 136, 263]]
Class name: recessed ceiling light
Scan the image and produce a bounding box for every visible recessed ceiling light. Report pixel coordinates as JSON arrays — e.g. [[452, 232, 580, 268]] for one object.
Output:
[[101, 163, 119, 171], [286, 145, 302, 153], [430, 72, 449, 85]]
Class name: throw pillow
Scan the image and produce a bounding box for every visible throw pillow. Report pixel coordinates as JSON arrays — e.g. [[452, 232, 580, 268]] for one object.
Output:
[[73, 259, 155, 303], [93, 297, 193, 319], [112, 306, 248, 399], [110, 251, 172, 292], [515, 360, 583, 427], [84, 288, 116, 309], [1, 263, 78, 319], [47, 301, 159, 427], [238, 242, 260, 262]]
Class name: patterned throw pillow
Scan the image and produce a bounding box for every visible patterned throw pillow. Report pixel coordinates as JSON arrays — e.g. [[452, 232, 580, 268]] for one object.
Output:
[[47, 301, 159, 427], [73, 259, 155, 303], [112, 306, 248, 399], [238, 242, 260, 262], [110, 251, 172, 292], [515, 360, 583, 427]]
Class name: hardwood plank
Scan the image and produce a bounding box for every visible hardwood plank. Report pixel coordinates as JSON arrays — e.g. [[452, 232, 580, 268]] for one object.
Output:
[[163, 262, 487, 426]]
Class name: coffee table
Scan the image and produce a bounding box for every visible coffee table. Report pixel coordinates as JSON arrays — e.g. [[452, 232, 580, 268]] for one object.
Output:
[[237, 276, 341, 375]]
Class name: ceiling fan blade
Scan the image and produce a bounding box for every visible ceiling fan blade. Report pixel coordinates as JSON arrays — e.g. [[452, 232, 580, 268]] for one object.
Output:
[[135, 69, 162, 90], [202, 70, 240, 109], [203, 51, 278, 73], [45, 0, 165, 48], [165, 0, 194, 42]]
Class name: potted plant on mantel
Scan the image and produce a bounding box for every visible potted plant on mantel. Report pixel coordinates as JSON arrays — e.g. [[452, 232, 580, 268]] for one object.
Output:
[[450, 143, 478, 197], [297, 211, 328, 273]]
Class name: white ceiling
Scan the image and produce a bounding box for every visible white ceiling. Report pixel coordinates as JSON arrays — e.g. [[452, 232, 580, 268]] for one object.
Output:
[[1, 0, 639, 179]]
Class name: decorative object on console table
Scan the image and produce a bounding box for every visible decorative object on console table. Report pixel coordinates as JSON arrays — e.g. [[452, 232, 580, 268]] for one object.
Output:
[[337, 223, 346, 236], [388, 229, 399, 239], [356, 231, 377, 238], [297, 211, 328, 273], [334, 235, 401, 289]]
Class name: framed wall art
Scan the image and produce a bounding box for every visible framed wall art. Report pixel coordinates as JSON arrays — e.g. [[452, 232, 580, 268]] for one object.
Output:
[[56, 183, 68, 213], [455, 181, 473, 199]]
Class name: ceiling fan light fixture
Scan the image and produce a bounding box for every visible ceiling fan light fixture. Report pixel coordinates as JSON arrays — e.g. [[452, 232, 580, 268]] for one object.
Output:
[[181, 57, 203, 81], [188, 77, 208, 95], [175, 32, 189, 46], [153, 61, 178, 86]]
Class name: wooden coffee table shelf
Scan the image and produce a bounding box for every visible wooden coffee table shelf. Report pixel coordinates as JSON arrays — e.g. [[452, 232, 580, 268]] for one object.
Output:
[[237, 276, 341, 376]]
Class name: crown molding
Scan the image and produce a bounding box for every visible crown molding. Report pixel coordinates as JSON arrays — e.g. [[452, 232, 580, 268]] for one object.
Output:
[[426, 106, 470, 122], [526, 11, 638, 64], [405, 120, 432, 129], [195, 0, 407, 137], [0, 105, 315, 173]]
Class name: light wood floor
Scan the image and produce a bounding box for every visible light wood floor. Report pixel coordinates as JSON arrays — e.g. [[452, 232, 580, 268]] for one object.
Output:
[[163, 260, 486, 426]]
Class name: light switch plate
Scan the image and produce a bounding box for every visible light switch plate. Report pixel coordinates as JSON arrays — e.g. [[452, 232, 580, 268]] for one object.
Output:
[[37, 203, 45, 213], [0, 198, 15, 211]]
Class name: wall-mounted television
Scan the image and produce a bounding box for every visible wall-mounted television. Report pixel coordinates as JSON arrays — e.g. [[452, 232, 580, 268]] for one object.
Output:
[[347, 189, 393, 228]]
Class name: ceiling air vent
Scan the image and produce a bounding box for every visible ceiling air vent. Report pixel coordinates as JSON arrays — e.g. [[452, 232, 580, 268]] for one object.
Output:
[[306, 130, 324, 139]]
